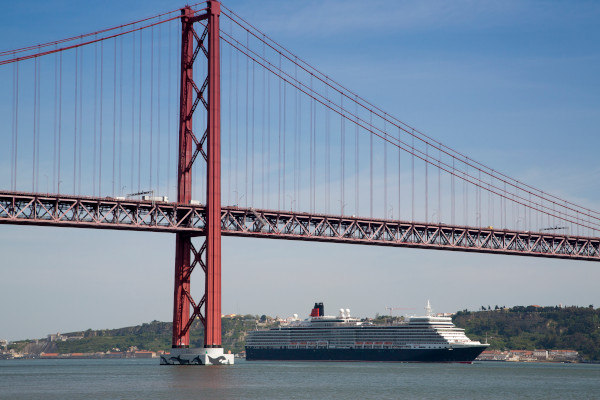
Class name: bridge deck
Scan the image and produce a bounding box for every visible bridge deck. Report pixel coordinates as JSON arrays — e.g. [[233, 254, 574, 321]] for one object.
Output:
[[1, 191, 598, 261]]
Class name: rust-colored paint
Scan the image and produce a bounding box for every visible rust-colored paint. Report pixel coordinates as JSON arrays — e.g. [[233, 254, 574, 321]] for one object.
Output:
[[172, 1, 222, 349], [172, 5, 195, 349], [205, 0, 222, 348]]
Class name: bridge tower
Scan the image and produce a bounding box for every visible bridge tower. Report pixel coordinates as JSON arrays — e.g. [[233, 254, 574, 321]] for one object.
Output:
[[161, 0, 233, 365]]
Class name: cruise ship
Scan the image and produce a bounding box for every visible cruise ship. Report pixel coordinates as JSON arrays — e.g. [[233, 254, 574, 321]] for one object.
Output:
[[245, 301, 488, 362]]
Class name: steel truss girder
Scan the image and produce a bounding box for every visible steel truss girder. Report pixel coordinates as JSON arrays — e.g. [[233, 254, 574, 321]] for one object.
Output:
[[1, 191, 599, 261], [219, 208, 600, 261], [0, 192, 204, 232]]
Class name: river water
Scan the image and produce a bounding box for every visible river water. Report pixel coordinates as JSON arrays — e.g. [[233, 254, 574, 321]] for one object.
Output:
[[1, 358, 599, 399]]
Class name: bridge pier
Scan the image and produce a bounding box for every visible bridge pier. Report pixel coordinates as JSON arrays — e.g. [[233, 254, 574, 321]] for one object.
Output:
[[160, 347, 234, 366]]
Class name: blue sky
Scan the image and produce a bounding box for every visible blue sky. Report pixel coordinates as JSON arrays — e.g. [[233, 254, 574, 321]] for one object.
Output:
[[1, 0, 599, 341]]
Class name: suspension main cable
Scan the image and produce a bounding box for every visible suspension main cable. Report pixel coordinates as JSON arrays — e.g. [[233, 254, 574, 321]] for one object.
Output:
[[0, 13, 187, 66], [221, 8, 598, 218], [0, 6, 188, 57], [221, 21, 597, 227], [219, 28, 598, 226], [221, 33, 599, 231]]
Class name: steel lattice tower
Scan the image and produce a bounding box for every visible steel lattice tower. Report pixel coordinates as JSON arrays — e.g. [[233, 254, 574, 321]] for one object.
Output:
[[170, 1, 230, 364]]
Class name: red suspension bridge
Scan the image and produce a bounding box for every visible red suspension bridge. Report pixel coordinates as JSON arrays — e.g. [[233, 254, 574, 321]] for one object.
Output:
[[1, 1, 599, 363]]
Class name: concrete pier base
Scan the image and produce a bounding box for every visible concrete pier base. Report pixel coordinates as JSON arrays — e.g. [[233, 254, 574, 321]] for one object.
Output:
[[160, 347, 234, 365]]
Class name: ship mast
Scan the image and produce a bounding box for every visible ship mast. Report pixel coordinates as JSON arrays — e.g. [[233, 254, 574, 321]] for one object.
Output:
[[425, 300, 433, 316]]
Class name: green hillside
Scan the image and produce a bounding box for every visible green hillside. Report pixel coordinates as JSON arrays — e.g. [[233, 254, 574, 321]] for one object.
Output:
[[453, 305, 600, 360], [8, 316, 266, 355], [9, 306, 600, 361], [61, 316, 261, 354]]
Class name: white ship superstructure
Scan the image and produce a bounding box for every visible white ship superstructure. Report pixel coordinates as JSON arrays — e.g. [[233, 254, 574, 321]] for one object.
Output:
[[246, 301, 488, 362]]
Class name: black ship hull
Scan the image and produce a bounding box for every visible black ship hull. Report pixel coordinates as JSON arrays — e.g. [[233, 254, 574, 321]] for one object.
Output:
[[246, 346, 487, 363]]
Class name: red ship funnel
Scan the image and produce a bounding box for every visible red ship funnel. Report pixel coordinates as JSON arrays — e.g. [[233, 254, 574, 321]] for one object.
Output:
[[310, 302, 324, 317]]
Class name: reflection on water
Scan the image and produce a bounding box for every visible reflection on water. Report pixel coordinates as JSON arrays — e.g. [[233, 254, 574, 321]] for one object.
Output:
[[1, 358, 600, 400]]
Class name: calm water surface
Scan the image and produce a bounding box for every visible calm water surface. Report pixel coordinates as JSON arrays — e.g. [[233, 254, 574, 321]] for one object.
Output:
[[1, 359, 599, 399]]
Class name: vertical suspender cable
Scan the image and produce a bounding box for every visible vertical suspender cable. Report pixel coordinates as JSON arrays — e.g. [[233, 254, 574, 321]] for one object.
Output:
[[439, 147, 442, 224], [112, 38, 117, 196], [157, 22, 161, 197], [515, 193, 520, 231], [311, 80, 319, 212], [16, 61, 20, 191], [11, 62, 13, 191], [267, 52, 271, 209], [227, 27, 232, 205], [149, 26, 154, 193], [277, 53, 281, 210], [58, 52, 63, 194], [491, 175, 495, 225], [251, 58, 255, 206], [313, 85, 317, 212], [489, 178, 495, 226], [340, 94, 344, 215], [527, 193, 531, 230], [451, 157, 455, 225], [54, 49, 58, 193], [33, 58, 38, 191], [245, 31, 249, 207], [383, 116, 387, 218], [398, 127, 401, 220], [118, 33, 123, 196], [130, 29, 135, 194], [540, 199, 548, 229], [325, 80, 330, 214], [369, 112, 373, 218], [12, 61, 19, 191], [477, 169, 481, 226], [99, 42, 104, 195], [78, 42, 83, 194], [299, 62, 303, 210], [293, 62, 297, 211], [93, 41, 97, 196], [500, 182, 504, 228], [138, 30, 143, 192], [168, 23, 172, 201], [74, 48, 78, 193], [167, 23, 173, 200], [261, 40, 265, 207], [296, 60, 301, 211], [267, 40, 271, 209], [425, 143, 428, 222], [10, 61, 13, 191], [355, 97, 358, 216], [293, 62, 297, 210], [411, 133, 415, 222], [236, 44, 240, 205], [465, 161, 469, 226], [38, 51, 43, 193], [283, 82, 286, 209], [309, 75, 314, 213], [504, 181, 508, 228], [488, 177, 492, 226], [176, 22, 181, 200]]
